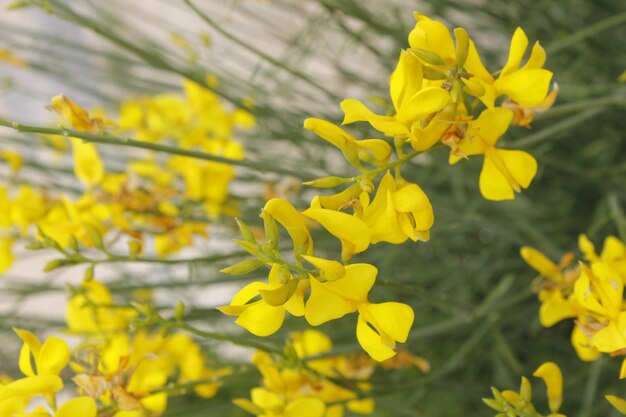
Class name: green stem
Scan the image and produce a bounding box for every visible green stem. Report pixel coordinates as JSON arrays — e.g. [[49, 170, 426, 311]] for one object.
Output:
[[546, 12, 626, 54], [0, 118, 311, 179], [514, 108, 603, 148], [166, 319, 284, 354], [535, 95, 626, 121], [577, 357, 604, 417]]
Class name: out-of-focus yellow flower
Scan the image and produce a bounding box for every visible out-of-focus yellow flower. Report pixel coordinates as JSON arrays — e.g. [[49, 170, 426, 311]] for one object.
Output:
[[50, 94, 112, 134], [579, 234, 626, 279], [0, 48, 26, 67], [1, 150, 24, 173], [71, 139, 105, 186]]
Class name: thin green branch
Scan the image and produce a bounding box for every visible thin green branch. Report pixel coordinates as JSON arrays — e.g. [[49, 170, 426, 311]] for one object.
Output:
[[546, 12, 626, 54], [0, 118, 312, 179], [514, 108, 603, 148]]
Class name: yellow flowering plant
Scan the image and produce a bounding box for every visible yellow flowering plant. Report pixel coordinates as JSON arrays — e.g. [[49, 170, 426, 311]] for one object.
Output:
[[0, 0, 624, 416]]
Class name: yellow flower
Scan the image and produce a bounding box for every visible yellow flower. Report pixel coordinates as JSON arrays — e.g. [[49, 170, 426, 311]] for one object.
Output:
[[450, 107, 537, 201], [71, 139, 106, 186], [219, 264, 305, 337], [360, 172, 434, 244], [50, 94, 112, 134], [340, 51, 450, 146], [579, 234, 626, 280], [0, 329, 70, 406], [66, 279, 136, 334], [305, 263, 413, 361], [574, 262, 626, 352], [493, 27, 553, 108]]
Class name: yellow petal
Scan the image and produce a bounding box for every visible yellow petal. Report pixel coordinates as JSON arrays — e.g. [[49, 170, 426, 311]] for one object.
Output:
[[303, 207, 370, 260], [606, 395, 626, 414], [570, 326, 600, 362], [235, 301, 285, 337], [259, 280, 298, 307], [317, 183, 362, 211], [410, 110, 454, 151], [522, 41, 546, 70], [72, 140, 105, 186], [408, 16, 455, 64], [482, 149, 537, 201], [495, 69, 553, 108], [390, 52, 423, 113], [340, 99, 408, 136], [501, 27, 528, 77], [302, 255, 346, 281], [0, 238, 14, 274], [264, 198, 312, 256], [464, 40, 494, 82], [55, 397, 97, 417], [520, 247, 560, 280], [283, 279, 307, 317], [304, 118, 351, 150], [471, 108, 513, 146], [539, 291, 577, 327], [601, 236, 626, 262], [358, 139, 392, 165], [356, 314, 396, 362], [0, 375, 63, 401], [251, 387, 282, 409], [38, 336, 70, 376], [533, 362, 563, 413], [230, 282, 268, 306], [285, 398, 326, 417], [363, 302, 414, 343], [396, 86, 450, 124], [305, 276, 356, 326], [479, 153, 514, 201]]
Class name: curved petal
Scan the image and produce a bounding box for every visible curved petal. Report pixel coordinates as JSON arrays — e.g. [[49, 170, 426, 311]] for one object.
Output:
[[56, 397, 97, 417], [500, 27, 528, 77], [494, 69, 553, 108], [38, 336, 70, 376], [479, 154, 514, 201], [235, 302, 285, 337], [356, 314, 396, 362], [363, 302, 414, 343], [340, 99, 408, 136], [305, 276, 355, 326]]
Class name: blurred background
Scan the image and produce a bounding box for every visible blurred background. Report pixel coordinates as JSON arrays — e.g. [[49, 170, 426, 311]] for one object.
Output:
[[0, 0, 625, 415]]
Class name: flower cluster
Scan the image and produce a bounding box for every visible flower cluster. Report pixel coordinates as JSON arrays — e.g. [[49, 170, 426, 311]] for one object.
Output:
[[522, 234, 626, 413], [0, 78, 252, 274], [220, 13, 554, 361], [0, 279, 228, 417], [234, 330, 429, 417]]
